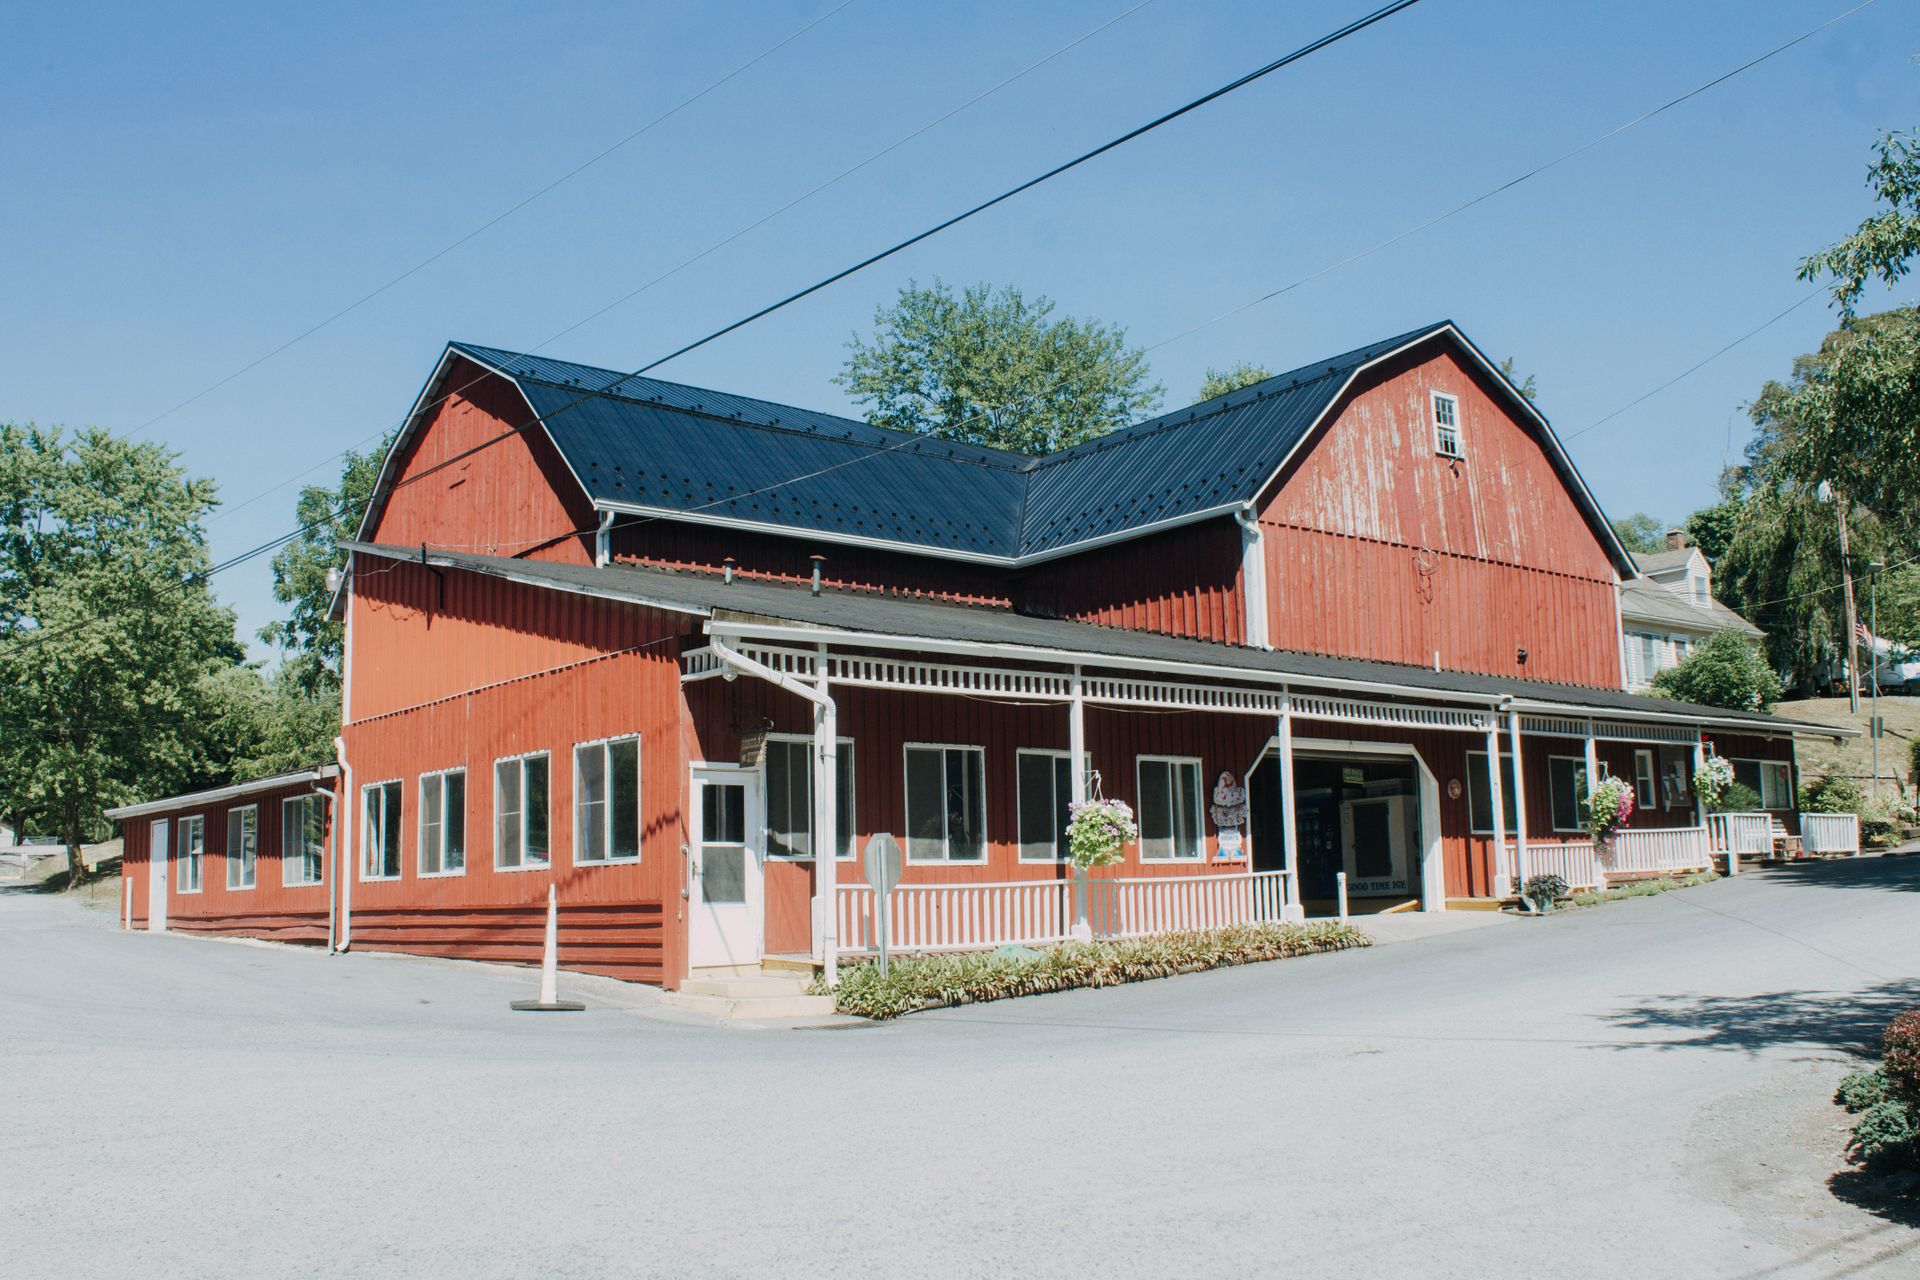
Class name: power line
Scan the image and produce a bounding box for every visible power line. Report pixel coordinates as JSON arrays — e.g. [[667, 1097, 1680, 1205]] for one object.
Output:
[[206, 0, 1162, 530], [124, 0, 864, 442], [13, 2, 1425, 655]]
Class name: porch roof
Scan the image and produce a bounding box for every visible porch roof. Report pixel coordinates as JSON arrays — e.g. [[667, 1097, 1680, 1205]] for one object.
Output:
[[348, 542, 1849, 740]]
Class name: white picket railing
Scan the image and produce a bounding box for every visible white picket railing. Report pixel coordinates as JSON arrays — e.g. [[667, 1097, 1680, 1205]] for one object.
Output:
[[1521, 841, 1604, 892], [835, 870, 1291, 956], [1087, 870, 1290, 939], [1802, 812, 1861, 855], [1605, 826, 1713, 877], [836, 879, 1074, 954], [1707, 812, 1774, 858]]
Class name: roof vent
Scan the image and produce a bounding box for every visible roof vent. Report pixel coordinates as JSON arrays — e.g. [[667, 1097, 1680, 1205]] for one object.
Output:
[[810, 554, 825, 596]]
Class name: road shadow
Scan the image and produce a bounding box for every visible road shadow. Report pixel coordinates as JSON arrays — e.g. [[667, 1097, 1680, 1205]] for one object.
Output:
[[1750, 852, 1920, 895], [1602, 979, 1920, 1056]]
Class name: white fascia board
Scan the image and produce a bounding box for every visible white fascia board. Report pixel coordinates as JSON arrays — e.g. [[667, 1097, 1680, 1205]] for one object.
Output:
[[104, 767, 340, 821], [347, 542, 714, 620], [704, 617, 1841, 740]]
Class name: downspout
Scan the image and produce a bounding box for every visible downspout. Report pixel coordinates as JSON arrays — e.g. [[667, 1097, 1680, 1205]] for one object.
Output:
[[311, 783, 337, 954], [595, 509, 613, 568], [1234, 504, 1271, 650], [333, 736, 352, 952], [1611, 575, 1628, 690], [336, 554, 356, 952]]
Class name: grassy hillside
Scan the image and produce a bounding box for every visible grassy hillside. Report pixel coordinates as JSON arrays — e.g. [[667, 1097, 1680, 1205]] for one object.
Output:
[[1779, 695, 1919, 796]]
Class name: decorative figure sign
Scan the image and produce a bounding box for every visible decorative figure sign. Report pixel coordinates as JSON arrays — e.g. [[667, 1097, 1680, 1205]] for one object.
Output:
[[1447, 777, 1463, 800], [1211, 770, 1248, 861]]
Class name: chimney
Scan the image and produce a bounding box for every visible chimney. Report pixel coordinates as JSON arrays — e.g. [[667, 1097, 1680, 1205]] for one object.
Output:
[[1665, 528, 1688, 551]]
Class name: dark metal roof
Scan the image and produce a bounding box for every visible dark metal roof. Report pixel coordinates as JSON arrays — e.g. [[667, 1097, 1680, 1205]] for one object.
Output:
[[416, 322, 1632, 567], [348, 542, 1839, 739]]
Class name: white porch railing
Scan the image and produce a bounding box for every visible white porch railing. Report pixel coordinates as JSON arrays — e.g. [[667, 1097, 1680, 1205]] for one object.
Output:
[[835, 870, 1291, 956], [1707, 812, 1774, 859], [1087, 870, 1290, 939], [1605, 826, 1713, 877], [1802, 813, 1861, 855], [1522, 841, 1603, 892]]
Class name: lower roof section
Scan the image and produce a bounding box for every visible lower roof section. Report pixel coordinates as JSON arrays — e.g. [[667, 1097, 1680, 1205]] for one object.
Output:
[[346, 542, 1847, 741], [103, 766, 339, 822]]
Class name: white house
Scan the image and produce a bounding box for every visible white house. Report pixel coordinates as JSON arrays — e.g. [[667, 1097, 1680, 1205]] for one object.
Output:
[[1621, 530, 1762, 690]]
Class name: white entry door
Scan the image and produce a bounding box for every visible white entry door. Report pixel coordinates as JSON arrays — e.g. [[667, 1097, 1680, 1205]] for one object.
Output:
[[148, 819, 169, 932], [688, 766, 764, 969]]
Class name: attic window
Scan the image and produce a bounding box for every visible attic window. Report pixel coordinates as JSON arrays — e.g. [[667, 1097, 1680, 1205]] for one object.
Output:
[[1431, 391, 1463, 459]]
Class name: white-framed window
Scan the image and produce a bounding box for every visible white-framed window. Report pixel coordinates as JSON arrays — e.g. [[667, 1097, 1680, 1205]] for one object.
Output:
[[1137, 756, 1204, 861], [495, 751, 551, 870], [1547, 757, 1592, 833], [362, 780, 402, 880], [904, 744, 986, 863], [1431, 390, 1463, 459], [764, 735, 855, 860], [1465, 751, 1519, 835], [226, 804, 258, 889], [1633, 749, 1658, 810], [1016, 749, 1074, 862], [281, 795, 325, 886], [419, 768, 466, 876], [574, 736, 641, 865], [176, 815, 204, 894], [1730, 759, 1795, 810]]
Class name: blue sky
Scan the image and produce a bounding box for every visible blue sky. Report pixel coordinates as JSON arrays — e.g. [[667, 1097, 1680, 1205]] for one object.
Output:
[[4, 0, 1916, 659]]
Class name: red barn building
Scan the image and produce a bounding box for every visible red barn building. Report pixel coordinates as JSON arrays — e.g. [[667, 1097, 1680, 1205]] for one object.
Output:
[[114, 321, 1841, 990]]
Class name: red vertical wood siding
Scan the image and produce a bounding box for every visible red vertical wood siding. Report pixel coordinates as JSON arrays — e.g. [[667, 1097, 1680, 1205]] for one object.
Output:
[[343, 559, 693, 986], [1259, 345, 1623, 687], [1020, 518, 1248, 643], [369, 358, 597, 564], [122, 779, 333, 940]]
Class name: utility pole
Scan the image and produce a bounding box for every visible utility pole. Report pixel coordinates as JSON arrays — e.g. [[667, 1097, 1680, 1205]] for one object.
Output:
[[1835, 487, 1861, 713], [1870, 560, 1884, 801]]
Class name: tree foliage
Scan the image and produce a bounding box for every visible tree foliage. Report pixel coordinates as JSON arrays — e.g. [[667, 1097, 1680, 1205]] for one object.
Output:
[[0, 425, 246, 881], [1497, 356, 1538, 401], [261, 437, 388, 698], [1610, 513, 1669, 555], [836, 280, 1161, 454], [1648, 629, 1784, 714], [1685, 497, 1741, 564], [1800, 129, 1920, 319], [1195, 362, 1274, 403]]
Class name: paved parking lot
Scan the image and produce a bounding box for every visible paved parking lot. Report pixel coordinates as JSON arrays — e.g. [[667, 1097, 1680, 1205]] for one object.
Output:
[[7, 859, 1920, 1279]]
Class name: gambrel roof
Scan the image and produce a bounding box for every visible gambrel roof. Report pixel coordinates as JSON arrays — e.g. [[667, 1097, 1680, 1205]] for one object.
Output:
[[359, 322, 1637, 572]]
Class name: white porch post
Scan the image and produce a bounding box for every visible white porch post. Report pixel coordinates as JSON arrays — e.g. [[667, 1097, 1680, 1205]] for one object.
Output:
[[1485, 717, 1509, 898], [814, 648, 839, 987], [1508, 710, 1530, 893], [1278, 692, 1302, 920], [1692, 731, 1707, 827], [1584, 722, 1603, 888], [1069, 666, 1091, 938]]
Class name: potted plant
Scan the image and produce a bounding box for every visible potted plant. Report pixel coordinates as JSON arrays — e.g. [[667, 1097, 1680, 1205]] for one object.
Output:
[[1694, 754, 1735, 810], [1520, 873, 1570, 914], [1586, 774, 1636, 852], [1065, 798, 1138, 940]]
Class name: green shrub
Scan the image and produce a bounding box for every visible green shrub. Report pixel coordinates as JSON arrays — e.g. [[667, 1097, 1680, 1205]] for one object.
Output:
[[1910, 736, 1920, 789], [1837, 1067, 1893, 1113], [821, 921, 1371, 1020], [1848, 1099, 1920, 1175], [1802, 773, 1866, 815], [1886, 1009, 1920, 1102], [1717, 782, 1763, 814], [1568, 872, 1719, 907], [1521, 874, 1569, 912]]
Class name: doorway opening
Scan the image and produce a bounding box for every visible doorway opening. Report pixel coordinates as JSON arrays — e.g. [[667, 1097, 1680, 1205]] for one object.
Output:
[[1248, 747, 1430, 914]]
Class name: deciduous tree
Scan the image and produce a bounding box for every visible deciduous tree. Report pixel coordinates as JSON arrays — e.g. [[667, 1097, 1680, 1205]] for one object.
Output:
[[1649, 629, 1784, 714], [836, 280, 1161, 454]]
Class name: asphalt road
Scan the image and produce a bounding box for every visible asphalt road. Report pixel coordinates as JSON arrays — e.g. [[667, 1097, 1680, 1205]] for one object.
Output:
[[6, 859, 1920, 1279]]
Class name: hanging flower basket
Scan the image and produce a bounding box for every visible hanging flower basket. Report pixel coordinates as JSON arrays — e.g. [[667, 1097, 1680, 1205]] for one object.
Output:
[[1066, 798, 1138, 869], [1586, 775, 1636, 851], [1694, 754, 1735, 809]]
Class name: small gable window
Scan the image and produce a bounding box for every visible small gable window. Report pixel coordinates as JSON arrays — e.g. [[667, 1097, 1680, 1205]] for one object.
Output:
[[1431, 391, 1463, 459]]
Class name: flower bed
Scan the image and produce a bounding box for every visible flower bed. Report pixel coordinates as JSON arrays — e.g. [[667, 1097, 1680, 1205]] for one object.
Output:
[[820, 921, 1371, 1020]]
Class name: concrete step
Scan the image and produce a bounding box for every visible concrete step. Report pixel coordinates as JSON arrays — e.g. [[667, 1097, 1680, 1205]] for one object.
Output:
[[679, 974, 815, 999], [658, 989, 838, 1021]]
